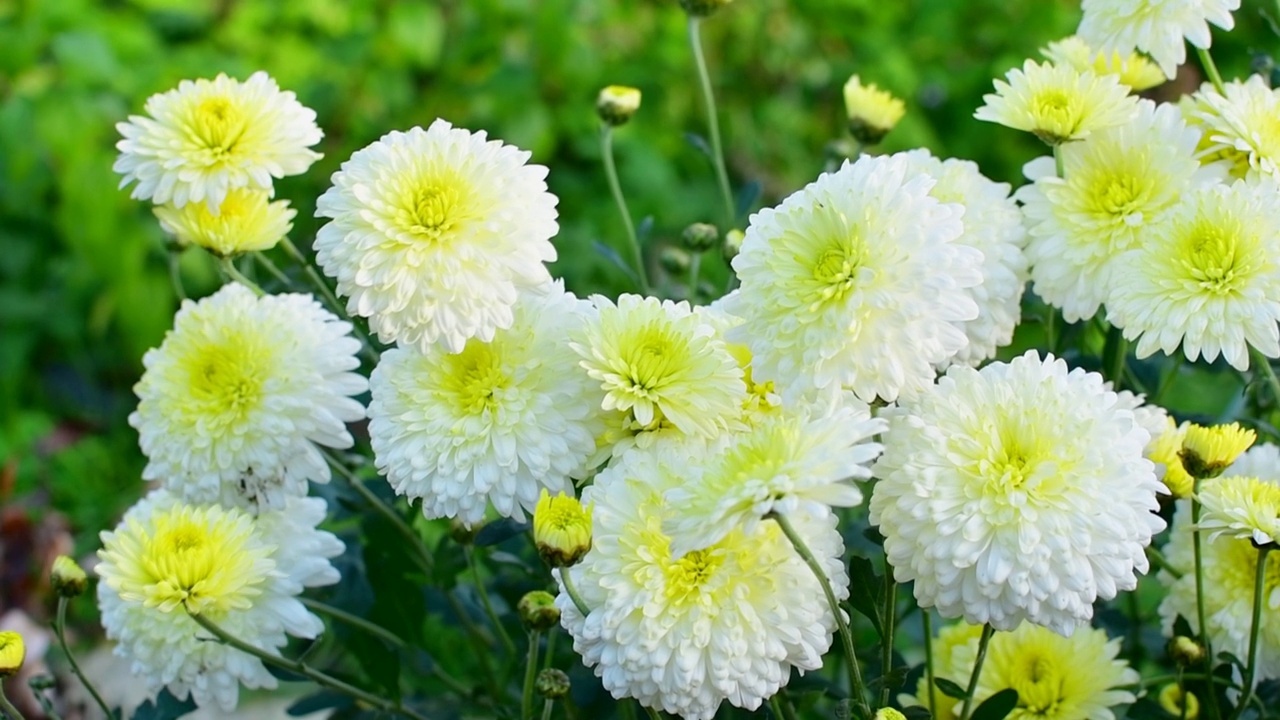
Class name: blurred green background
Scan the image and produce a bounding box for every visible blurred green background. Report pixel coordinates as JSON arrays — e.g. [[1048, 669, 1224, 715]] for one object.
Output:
[[0, 0, 1273, 554]]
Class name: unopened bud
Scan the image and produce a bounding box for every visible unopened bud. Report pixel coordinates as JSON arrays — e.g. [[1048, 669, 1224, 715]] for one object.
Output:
[[533, 490, 592, 568], [1168, 635, 1205, 667], [597, 86, 642, 127], [51, 555, 89, 598], [0, 632, 25, 678], [681, 223, 719, 253], [518, 591, 561, 631], [679, 0, 733, 17], [1180, 422, 1255, 479], [660, 246, 692, 276], [722, 229, 744, 264], [536, 668, 571, 699], [843, 74, 906, 146]]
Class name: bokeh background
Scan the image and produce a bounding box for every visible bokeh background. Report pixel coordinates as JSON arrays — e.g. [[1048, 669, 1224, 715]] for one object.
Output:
[[0, 0, 1273, 603]]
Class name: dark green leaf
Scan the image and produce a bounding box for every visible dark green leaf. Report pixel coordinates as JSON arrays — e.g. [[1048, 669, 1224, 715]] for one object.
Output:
[[474, 518, 529, 547], [902, 706, 934, 720], [684, 132, 712, 158], [935, 677, 969, 699], [868, 665, 911, 692], [287, 691, 353, 716], [591, 240, 639, 283], [735, 179, 762, 219], [847, 555, 886, 639], [130, 688, 196, 720], [970, 688, 1019, 720]]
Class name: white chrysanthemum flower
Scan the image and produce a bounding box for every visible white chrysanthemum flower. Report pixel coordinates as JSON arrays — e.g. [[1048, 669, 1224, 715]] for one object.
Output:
[[96, 490, 342, 711], [1198, 475, 1280, 546], [573, 293, 745, 440], [315, 120, 558, 354], [1159, 498, 1280, 685], [663, 402, 885, 557], [130, 283, 367, 512], [115, 71, 322, 211], [1018, 100, 1213, 322], [1106, 176, 1280, 371], [1185, 75, 1280, 179], [1113, 389, 1171, 451], [1227, 443, 1280, 481], [1041, 35, 1166, 92], [557, 449, 846, 719], [899, 149, 1029, 366], [154, 187, 294, 257], [726, 154, 982, 404], [1079, 0, 1240, 79], [368, 284, 606, 526], [870, 350, 1165, 635], [974, 60, 1139, 145]]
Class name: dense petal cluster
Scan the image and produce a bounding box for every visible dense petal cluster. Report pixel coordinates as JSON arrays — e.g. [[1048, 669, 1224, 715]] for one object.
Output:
[[153, 187, 295, 256], [1198, 475, 1280, 545], [870, 351, 1165, 634], [1184, 75, 1280, 179], [315, 120, 559, 353], [130, 283, 367, 511], [1079, 0, 1240, 79], [1041, 35, 1165, 91], [974, 60, 1138, 145]]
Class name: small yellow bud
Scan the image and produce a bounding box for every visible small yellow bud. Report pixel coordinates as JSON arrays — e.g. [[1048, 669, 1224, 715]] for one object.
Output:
[[679, 0, 733, 18], [518, 590, 562, 631], [722, 229, 744, 264], [51, 555, 89, 598], [0, 632, 25, 678], [533, 490, 592, 567], [1167, 635, 1206, 667], [1181, 422, 1256, 479], [597, 85, 642, 126], [535, 668, 571, 699], [875, 709, 907, 720], [1158, 684, 1199, 720], [681, 222, 720, 253], [660, 246, 692, 276], [842, 75, 906, 146]]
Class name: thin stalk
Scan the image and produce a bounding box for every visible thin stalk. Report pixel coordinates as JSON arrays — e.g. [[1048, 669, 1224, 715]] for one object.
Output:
[[558, 569, 592, 617], [687, 16, 735, 227], [687, 252, 702, 303], [1154, 356, 1184, 405], [0, 686, 26, 720], [53, 598, 111, 720], [280, 237, 379, 363], [1227, 547, 1273, 720], [1044, 309, 1058, 355], [220, 256, 264, 296], [772, 693, 800, 720], [768, 512, 872, 720], [252, 251, 293, 287], [1178, 669, 1188, 720], [186, 607, 429, 720], [1103, 325, 1128, 388], [1190, 482, 1223, 720], [878, 550, 898, 708], [522, 630, 542, 720], [1146, 546, 1184, 579], [1136, 672, 1239, 690], [167, 249, 187, 300], [923, 609, 937, 716], [1053, 144, 1065, 179], [299, 596, 405, 648], [540, 699, 555, 720], [324, 450, 434, 572], [543, 627, 558, 670], [1196, 47, 1226, 95], [600, 126, 649, 293], [621, 701, 636, 720], [643, 706, 662, 720], [1252, 348, 1280, 406], [957, 625, 995, 720], [467, 547, 517, 657]]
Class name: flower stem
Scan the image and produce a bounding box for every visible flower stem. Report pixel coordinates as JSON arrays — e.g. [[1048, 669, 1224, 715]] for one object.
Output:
[[768, 512, 871, 720], [558, 569, 592, 617], [1052, 144, 1065, 179], [1190, 484, 1224, 720], [687, 252, 702, 303], [219, 256, 264, 296], [600, 125, 649, 293], [53, 598, 111, 720], [1196, 46, 1227, 95], [251, 251, 293, 287], [324, 449, 435, 573], [1227, 547, 1272, 720], [643, 706, 662, 720], [186, 607, 429, 720], [773, 692, 801, 720], [958, 624, 995, 720], [1154, 355, 1184, 405], [1251, 348, 1280, 407], [1146, 546, 1184, 579], [167, 249, 187, 300], [878, 551, 898, 708], [280, 237, 379, 364], [1102, 324, 1128, 389], [0, 686, 26, 720], [467, 546, 517, 657], [687, 16, 736, 228], [299, 596, 405, 648], [522, 630, 541, 720], [540, 699, 555, 720], [922, 609, 937, 716]]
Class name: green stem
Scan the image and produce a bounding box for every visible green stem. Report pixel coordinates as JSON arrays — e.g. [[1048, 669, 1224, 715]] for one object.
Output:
[[1044, 308, 1058, 355], [1252, 348, 1280, 406], [540, 699, 555, 720], [324, 450, 434, 572], [1154, 356, 1184, 405], [1103, 325, 1129, 389], [1136, 672, 1239, 690], [600, 125, 649, 293], [186, 607, 429, 720], [467, 546, 517, 657], [167, 249, 187, 300], [772, 693, 800, 720], [522, 630, 541, 720], [643, 706, 662, 720], [958, 625, 995, 720], [878, 551, 897, 709], [1195, 46, 1227, 95], [53, 598, 111, 720], [299, 596, 405, 648], [543, 626, 558, 670], [687, 16, 735, 227], [1227, 547, 1272, 720], [1052, 144, 1065, 179], [687, 252, 702, 303], [1177, 669, 1188, 720], [0, 686, 26, 720], [219, 256, 264, 296], [559, 569, 592, 617], [1190, 484, 1224, 720], [923, 609, 937, 716], [280, 237, 379, 363], [768, 512, 872, 720], [1146, 546, 1184, 579], [252, 251, 293, 287]]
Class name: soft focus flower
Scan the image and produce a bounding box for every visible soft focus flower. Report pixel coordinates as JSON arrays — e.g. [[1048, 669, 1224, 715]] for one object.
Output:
[[51, 555, 89, 598], [315, 120, 559, 354], [900, 622, 984, 719], [0, 632, 24, 678], [1158, 685, 1199, 720], [1227, 442, 1280, 481], [115, 71, 322, 210], [726, 153, 981, 404], [1149, 418, 1195, 498], [974, 60, 1138, 145], [597, 85, 642, 126], [534, 490, 593, 567], [153, 188, 295, 256], [899, 149, 1028, 366], [369, 285, 605, 526], [1019, 100, 1210, 322], [573, 293, 745, 439], [664, 402, 884, 557], [97, 490, 343, 711], [130, 283, 367, 511], [842, 75, 906, 145], [557, 449, 845, 719], [1041, 35, 1166, 91], [870, 351, 1165, 634], [1185, 75, 1280, 179], [1078, 0, 1240, 79], [1198, 475, 1280, 545]]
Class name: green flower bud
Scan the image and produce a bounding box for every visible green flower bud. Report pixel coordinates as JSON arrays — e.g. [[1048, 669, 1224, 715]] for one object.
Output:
[[597, 86, 642, 127], [51, 555, 89, 598], [660, 246, 692, 276], [518, 590, 561, 631], [536, 668, 571, 699], [681, 223, 719, 253]]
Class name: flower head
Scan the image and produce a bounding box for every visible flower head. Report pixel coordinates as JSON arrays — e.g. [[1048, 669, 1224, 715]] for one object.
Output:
[[974, 60, 1138, 146], [1185, 75, 1280, 179], [130, 283, 367, 511], [597, 85, 642, 126], [1198, 475, 1280, 546], [115, 71, 322, 210], [534, 490, 593, 567], [870, 351, 1165, 634], [0, 632, 24, 678], [842, 75, 906, 145], [1079, 0, 1240, 79], [154, 188, 294, 256], [726, 153, 981, 404], [369, 284, 605, 526], [1182, 422, 1256, 478], [51, 555, 89, 598], [1041, 35, 1166, 91], [315, 120, 558, 354]]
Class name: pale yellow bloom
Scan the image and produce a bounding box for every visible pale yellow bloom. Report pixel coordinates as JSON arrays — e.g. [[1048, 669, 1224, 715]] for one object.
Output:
[[1042, 35, 1165, 91], [975, 60, 1138, 145], [843, 75, 906, 144], [154, 187, 294, 256], [1181, 422, 1256, 478]]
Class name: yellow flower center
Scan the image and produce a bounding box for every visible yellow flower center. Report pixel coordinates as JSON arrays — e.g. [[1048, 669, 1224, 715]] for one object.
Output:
[[623, 334, 679, 396], [664, 548, 724, 603], [1030, 90, 1079, 142], [810, 230, 866, 305], [405, 178, 469, 241], [441, 342, 507, 415], [180, 331, 271, 426], [1181, 222, 1244, 293], [193, 96, 246, 156], [1091, 173, 1147, 218], [1010, 652, 1066, 717]]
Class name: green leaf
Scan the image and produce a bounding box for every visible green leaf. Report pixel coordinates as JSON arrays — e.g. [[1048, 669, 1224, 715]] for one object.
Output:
[[934, 677, 969, 699], [474, 517, 529, 547], [901, 707, 934, 720], [970, 688, 1019, 720], [131, 688, 196, 720], [847, 555, 886, 639], [287, 691, 354, 716]]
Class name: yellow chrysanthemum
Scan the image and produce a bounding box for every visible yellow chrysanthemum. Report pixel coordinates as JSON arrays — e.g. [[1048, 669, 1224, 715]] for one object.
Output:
[[534, 490, 593, 567], [1150, 418, 1194, 498], [0, 632, 24, 678], [842, 75, 906, 145], [1198, 475, 1280, 546], [153, 187, 294, 257], [975, 60, 1138, 145], [1181, 422, 1256, 478], [1041, 35, 1166, 92], [1158, 685, 1199, 720]]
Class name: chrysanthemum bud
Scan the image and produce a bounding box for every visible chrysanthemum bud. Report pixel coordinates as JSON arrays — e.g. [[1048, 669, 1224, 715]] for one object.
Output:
[[660, 246, 692, 276], [597, 85, 642, 127], [536, 668, 571, 699], [843, 75, 906, 145], [518, 591, 561, 631], [681, 223, 719, 253], [51, 555, 89, 598], [1158, 684, 1199, 720], [1180, 422, 1256, 479], [533, 490, 592, 567], [874, 709, 907, 720], [0, 632, 25, 678], [722, 229, 744, 264], [679, 0, 733, 17], [1167, 635, 1205, 667]]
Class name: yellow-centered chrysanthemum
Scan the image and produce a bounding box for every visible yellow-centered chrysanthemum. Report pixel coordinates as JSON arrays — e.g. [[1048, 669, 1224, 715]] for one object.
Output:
[[0, 632, 24, 678], [1184, 75, 1280, 180], [1199, 475, 1280, 546], [1041, 35, 1166, 91], [975, 60, 1138, 145], [1079, 0, 1240, 80], [153, 187, 294, 257], [115, 71, 322, 211], [842, 75, 906, 145], [534, 490, 593, 567]]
